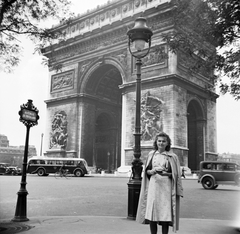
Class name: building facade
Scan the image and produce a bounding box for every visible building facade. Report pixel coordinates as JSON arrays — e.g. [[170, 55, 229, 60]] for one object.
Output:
[[42, 0, 218, 171], [0, 134, 37, 167]]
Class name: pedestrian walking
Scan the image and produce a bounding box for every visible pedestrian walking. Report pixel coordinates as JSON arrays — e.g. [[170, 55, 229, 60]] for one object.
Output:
[[181, 167, 186, 178], [136, 132, 183, 234]]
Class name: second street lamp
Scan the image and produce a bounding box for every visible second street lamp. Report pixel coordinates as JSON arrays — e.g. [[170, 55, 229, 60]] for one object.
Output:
[[127, 17, 153, 219]]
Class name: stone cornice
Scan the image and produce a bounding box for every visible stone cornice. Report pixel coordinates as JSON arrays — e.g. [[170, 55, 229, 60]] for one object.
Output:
[[49, 0, 171, 41], [43, 0, 174, 63], [120, 74, 219, 101], [45, 93, 121, 107], [171, 146, 189, 151], [47, 27, 128, 65]]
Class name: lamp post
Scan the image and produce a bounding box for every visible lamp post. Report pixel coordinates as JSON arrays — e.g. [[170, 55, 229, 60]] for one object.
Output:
[[12, 99, 39, 222], [40, 133, 44, 156], [127, 17, 153, 219]]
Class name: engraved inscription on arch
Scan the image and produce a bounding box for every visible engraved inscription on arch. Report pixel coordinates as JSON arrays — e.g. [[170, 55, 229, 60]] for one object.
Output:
[[51, 70, 74, 92]]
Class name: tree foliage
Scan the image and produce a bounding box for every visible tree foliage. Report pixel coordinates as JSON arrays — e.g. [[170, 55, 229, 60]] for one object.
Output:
[[0, 0, 73, 72], [164, 0, 240, 99], [0, 0, 240, 99]]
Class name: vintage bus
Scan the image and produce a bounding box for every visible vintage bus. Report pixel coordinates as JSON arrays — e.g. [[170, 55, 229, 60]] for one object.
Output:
[[27, 156, 89, 177]]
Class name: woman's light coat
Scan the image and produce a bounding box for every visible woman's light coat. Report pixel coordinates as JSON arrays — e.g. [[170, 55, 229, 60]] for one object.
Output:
[[136, 150, 184, 233]]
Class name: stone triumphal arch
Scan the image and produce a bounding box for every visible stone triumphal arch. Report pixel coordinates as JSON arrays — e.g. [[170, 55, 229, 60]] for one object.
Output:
[[43, 0, 218, 171]]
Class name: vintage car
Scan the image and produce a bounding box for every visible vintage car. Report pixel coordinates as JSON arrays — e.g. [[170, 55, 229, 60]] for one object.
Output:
[[5, 166, 22, 175], [0, 163, 9, 175], [198, 161, 240, 189]]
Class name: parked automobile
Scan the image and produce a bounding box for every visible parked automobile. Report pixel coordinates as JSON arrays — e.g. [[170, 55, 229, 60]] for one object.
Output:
[[5, 166, 22, 175], [198, 161, 240, 189], [0, 163, 9, 175]]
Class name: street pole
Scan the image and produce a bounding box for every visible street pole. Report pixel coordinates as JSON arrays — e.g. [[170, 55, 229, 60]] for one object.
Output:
[[133, 58, 142, 168], [127, 58, 143, 219], [126, 17, 153, 219], [107, 151, 111, 173], [12, 125, 30, 222], [40, 133, 44, 156], [12, 99, 39, 222]]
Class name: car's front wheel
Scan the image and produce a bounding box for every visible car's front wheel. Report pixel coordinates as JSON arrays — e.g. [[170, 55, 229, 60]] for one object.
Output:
[[202, 177, 215, 189]]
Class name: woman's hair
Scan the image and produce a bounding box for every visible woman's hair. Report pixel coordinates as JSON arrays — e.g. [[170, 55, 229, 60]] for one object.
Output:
[[153, 132, 171, 151]]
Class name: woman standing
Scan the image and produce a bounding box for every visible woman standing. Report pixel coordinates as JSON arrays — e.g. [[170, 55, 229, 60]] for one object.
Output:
[[136, 132, 183, 234]]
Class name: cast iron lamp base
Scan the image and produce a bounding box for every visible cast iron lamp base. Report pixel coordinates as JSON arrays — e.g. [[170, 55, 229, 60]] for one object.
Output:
[[127, 158, 143, 219]]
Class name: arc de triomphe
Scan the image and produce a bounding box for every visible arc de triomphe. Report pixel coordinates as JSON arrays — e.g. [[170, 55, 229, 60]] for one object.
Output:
[[42, 0, 218, 171]]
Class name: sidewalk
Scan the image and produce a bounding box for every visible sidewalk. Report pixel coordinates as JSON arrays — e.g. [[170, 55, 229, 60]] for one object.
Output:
[[0, 216, 239, 234]]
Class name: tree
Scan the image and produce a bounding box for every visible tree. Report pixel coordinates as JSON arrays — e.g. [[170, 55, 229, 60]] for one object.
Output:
[[0, 0, 73, 72], [163, 0, 240, 99], [1, 0, 240, 99]]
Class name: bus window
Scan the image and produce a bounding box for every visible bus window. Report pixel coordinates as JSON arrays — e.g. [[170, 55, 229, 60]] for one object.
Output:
[[36, 160, 45, 164], [41, 160, 45, 164], [29, 160, 37, 164], [76, 161, 82, 166], [66, 161, 74, 165]]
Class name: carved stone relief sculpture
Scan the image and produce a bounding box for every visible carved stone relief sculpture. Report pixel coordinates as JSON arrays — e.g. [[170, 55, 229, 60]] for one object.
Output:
[[132, 45, 167, 73], [112, 49, 127, 68], [51, 70, 74, 92], [50, 111, 68, 150], [142, 45, 167, 67], [141, 91, 164, 141]]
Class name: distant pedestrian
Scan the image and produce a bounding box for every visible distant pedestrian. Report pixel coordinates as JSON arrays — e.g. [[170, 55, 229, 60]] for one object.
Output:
[[181, 167, 186, 178], [136, 132, 183, 234]]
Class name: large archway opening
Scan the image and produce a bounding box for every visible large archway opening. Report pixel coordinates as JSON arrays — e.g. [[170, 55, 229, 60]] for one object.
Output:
[[85, 64, 122, 171], [187, 100, 205, 171], [95, 113, 119, 171]]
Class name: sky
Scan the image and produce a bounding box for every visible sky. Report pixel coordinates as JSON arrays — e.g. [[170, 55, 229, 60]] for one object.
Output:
[[0, 0, 240, 156]]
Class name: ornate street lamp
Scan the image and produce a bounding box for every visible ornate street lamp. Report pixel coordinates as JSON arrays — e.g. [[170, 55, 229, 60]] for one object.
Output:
[[12, 99, 39, 222], [127, 17, 153, 219]]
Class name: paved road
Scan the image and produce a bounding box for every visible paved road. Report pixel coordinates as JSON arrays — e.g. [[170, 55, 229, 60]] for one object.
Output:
[[0, 174, 239, 221]]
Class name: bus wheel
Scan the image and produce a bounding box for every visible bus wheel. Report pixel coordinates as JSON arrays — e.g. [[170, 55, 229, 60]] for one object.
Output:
[[202, 177, 214, 189], [37, 169, 45, 176], [75, 169, 83, 177]]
